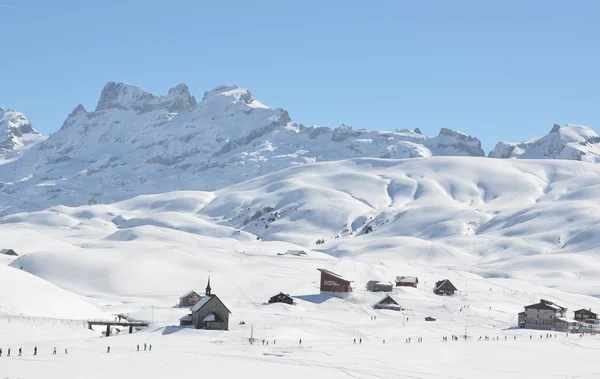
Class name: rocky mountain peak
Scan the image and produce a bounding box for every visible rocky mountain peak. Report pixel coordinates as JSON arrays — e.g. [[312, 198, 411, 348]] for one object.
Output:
[[0, 107, 44, 153], [201, 85, 266, 108], [95, 81, 197, 113]]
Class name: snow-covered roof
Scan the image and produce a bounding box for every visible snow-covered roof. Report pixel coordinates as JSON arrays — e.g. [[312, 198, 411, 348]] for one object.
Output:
[[374, 294, 400, 306], [179, 290, 199, 299], [179, 314, 192, 321], [525, 300, 566, 312], [190, 294, 232, 314], [285, 249, 307, 256], [395, 276, 418, 284], [557, 317, 577, 324], [191, 295, 213, 312], [203, 313, 216, 322], [317, 268, 352, 283]]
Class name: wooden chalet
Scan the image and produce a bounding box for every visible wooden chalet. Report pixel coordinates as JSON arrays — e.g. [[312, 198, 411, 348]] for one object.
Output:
[[574, 309, 598, 323], [395, 276, 418, 288], [317, 268, 352, 298], [268, 292, 294, 304], [433, 279, 457, 295], [373, 294, 402, 311], [366, 280, 393, 292], [179, 290, 201, 307]]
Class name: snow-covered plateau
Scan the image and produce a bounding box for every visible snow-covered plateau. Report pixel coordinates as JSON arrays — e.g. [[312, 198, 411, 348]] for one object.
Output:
[[2, 83, 600, 378]]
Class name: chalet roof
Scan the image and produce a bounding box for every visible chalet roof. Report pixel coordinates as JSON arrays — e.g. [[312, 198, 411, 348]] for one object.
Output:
[[179, 314, 192, 322], [0, 249, 17, 256], [179, 290, 199, 299], [317, 268, 352, 283], [270, 292, 292, 299], [396, 276, 418, 284], [435, 279, 457, 292], [285, 249, 307, 256], [375, 294, 400, 306], [556, 317, 577, 324], [574, 309, 597, 316], [190, 294, 232, 314], [367, 280, 392, 286], [524, 299, 566, 312]]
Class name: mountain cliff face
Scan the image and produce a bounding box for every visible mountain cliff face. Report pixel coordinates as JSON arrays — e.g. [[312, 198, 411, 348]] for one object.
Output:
[[489, 124, 600, 162], [0, 82, 485, 211], [0, 107, 46, 157]]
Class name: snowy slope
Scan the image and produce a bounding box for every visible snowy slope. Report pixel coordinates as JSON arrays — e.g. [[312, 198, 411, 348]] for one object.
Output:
[[0, 264, 107, 320], [0, 82, 484, 212], [4, 156, 600, 297], [489, 123, 600, 162], [2, 157, 600, 377]]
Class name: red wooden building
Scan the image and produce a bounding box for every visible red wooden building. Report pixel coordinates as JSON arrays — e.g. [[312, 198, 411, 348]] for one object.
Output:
[[317, 268, 352, 297]]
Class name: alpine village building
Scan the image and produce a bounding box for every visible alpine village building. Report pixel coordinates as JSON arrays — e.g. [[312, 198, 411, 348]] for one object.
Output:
[[179, 290, 201, 307], [518, 299, 574, 332], [433, 279, 457, 295], [317, 268, 352, 298], [574, 309, 598, 324], [366, 280, 393, 292], [268, 292, 294, 304], [395, 276, 418, 288], [179, 277, 231, 330], [373, 294, 402, 311]]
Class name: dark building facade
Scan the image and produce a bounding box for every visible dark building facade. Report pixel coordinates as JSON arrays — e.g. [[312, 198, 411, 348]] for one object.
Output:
[[268, 292, 294, 304], [318, 268, 352, 298], [433, 279, 457, 295]]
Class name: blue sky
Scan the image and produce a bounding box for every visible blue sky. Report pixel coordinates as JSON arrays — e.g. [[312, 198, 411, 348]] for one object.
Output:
[[1, 0, 598, 152]]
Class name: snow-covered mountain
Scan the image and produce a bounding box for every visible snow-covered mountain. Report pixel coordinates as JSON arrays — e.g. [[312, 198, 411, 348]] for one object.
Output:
[[0, 82, 484, 211], [0, 107, 46, 158], [489, 124, 600, 162]]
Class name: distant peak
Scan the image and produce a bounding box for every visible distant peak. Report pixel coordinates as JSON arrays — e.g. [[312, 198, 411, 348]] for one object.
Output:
[[95, 81, 196, 113], [551, 124, 561, 133], [201, 85, 267, 108], [70, 104, 87, 116], [414, 127, 422, 135], [202, 85, 241, 101]]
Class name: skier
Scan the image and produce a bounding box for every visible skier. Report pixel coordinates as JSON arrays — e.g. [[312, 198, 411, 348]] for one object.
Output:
[[359, 338, 362, 344], [65, 348, 68, 355], [7, 348, 10, 357], [137, 344, 139, 351], [383, 339, 385, 344], [299, 338, 302, 344], [149, 344, 152, 351], [53, 347, 57, 355], [34, 346, 37, 356], [0, 348, 2, 357], [18, 348, 22, 356], [107, 346, 110, 353], [144, 343, 147, 351], [353, 338, 356, 344]]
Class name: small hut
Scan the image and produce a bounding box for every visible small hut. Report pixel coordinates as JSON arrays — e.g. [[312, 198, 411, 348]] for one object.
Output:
[[179, 290, 201, 307], [373, 295, 402, 311], [268, 292, 294, 304], [433, 280, 457, 296]]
